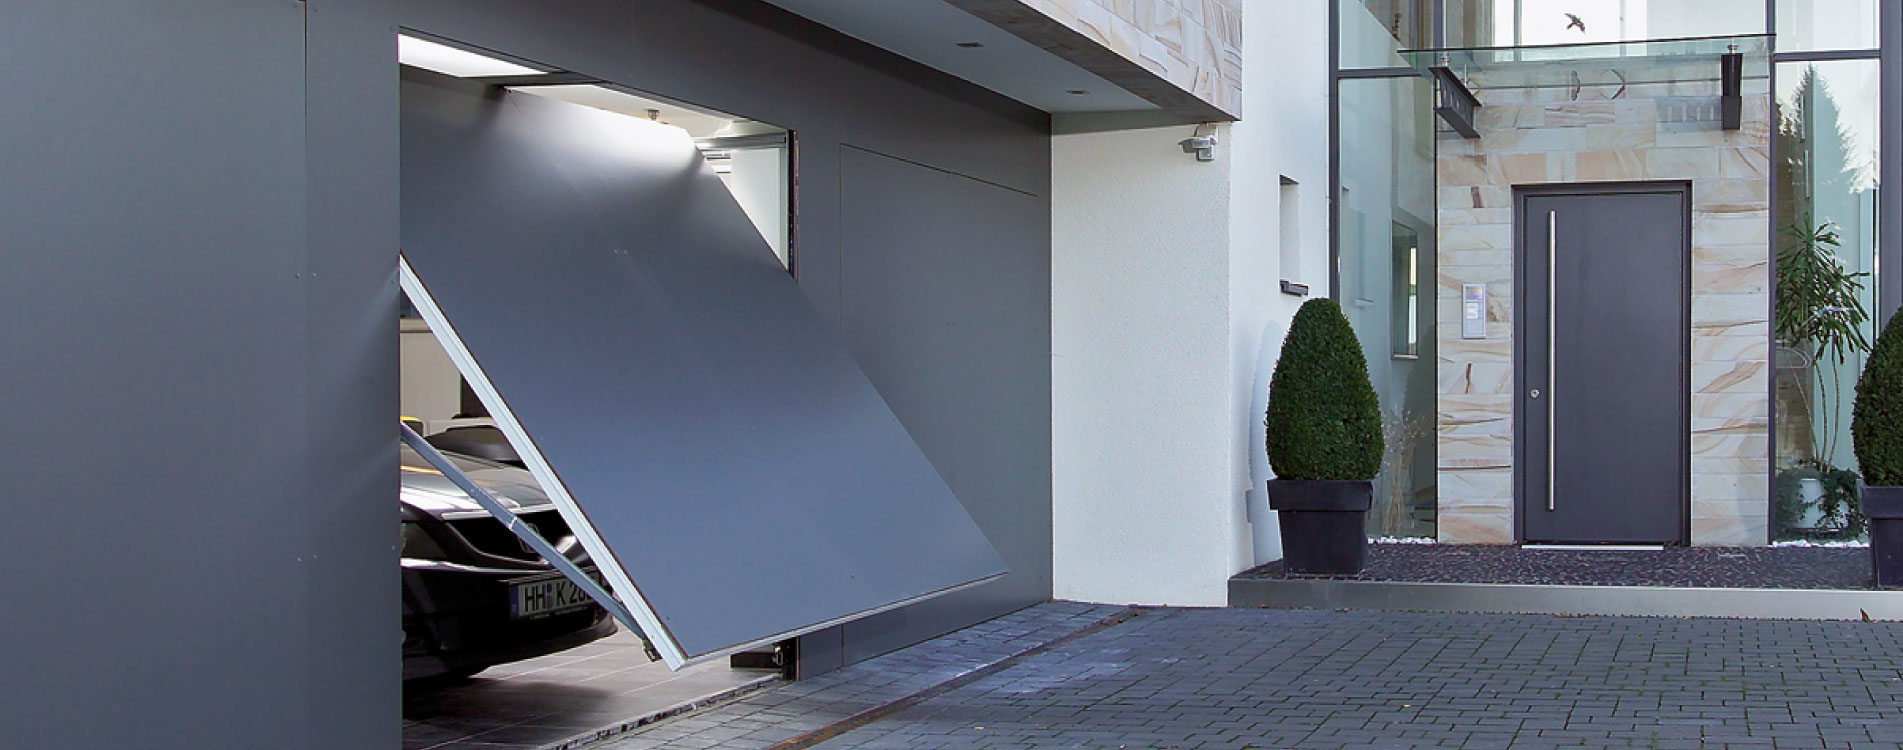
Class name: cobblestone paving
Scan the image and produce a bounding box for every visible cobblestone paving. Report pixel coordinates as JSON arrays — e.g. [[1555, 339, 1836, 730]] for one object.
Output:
[[814, 608, 1903, 749], [600, 604, 1903, 750], [1235, 544, 1872, 590], [586, 602, 1126, 750]]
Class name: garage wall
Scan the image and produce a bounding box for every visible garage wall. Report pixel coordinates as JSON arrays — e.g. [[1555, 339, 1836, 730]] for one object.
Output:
[[835, 147, 1051, 663], [0, 1, 398, 748], [396, 0, 1054, 675]]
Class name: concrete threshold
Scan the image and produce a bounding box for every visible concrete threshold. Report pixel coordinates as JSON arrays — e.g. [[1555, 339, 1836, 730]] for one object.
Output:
[[537, 672, 783, 750], [1229, 577, 1903, 621]]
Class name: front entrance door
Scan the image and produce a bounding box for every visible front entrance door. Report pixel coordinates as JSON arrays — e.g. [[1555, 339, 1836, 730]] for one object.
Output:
[[1517, 184, 1689, 544]]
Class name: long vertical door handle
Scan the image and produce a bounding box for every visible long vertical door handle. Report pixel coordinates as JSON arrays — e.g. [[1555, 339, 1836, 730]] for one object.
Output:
[[1547, 210, 1557, 512]]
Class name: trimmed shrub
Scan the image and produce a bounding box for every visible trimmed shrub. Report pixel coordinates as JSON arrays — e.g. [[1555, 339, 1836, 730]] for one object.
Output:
[[1265, 298, 1384, 481], [1854, 312, 1903, 486]]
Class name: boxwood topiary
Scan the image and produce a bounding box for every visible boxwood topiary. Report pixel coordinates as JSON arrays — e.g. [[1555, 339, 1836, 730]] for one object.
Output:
[[1854, 312, 1903, 486], [1265, 298, 1384, 481]]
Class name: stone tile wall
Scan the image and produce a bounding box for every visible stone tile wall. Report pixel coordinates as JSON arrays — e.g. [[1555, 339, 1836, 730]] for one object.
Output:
[[1436, 78, 1773, 546], [949, 0, 1243, 120]]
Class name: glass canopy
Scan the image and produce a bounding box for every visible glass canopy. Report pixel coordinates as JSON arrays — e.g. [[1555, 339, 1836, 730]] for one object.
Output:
[[1402, 34, 1771, 90]]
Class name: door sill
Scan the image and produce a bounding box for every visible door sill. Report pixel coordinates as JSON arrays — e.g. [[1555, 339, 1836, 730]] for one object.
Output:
[[1522, 544, 1667, 551]]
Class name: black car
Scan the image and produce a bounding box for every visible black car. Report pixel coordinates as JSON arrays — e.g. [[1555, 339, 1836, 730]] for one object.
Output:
[[401, 444, 614, 680]]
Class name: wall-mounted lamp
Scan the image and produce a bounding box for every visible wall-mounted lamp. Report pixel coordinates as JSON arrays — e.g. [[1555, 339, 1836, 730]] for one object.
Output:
[[1178, 123, 1219, 162]]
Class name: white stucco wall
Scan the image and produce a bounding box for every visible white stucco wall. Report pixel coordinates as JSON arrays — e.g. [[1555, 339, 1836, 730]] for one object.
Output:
[[1052, 126, 1234, 605], [1052, 0, 1328, 605], [1230, 0, 1331, 568]]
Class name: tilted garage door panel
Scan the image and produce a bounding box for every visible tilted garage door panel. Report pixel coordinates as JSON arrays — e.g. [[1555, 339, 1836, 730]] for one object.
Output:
[[398, 70, 1005, 666]]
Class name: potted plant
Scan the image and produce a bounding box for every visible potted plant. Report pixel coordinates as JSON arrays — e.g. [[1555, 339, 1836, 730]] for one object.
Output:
[[1774, 218, 1872, 537], [1853, 312, 1903, 587], [1265, 298, 1384, 575]]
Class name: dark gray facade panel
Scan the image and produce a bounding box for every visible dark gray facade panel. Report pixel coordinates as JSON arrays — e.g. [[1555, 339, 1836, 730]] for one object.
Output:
[[305, 0, 404, 745], [0, 1, 394, 747], [398, 0, 1051, 327], [401, 73, 1007, 661], [1884, 0, 1901, 325], [396, 0, 1055, 674], [834, 148, 1054, 663]]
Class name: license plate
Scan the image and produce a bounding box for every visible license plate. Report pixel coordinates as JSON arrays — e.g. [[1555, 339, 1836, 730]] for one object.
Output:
[[508, 568, 604, 619]]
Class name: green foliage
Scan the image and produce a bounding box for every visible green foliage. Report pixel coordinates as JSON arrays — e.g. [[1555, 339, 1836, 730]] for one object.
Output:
[[1854, 312, 1903, 486], [1774, 463, 1865, 539], [1776, 218, 1872, 467], [1775, 218, 1870, 367], [1265, 298, 1384, 481]]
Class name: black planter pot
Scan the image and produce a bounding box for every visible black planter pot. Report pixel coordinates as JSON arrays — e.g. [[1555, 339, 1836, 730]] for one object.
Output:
[[1865, 486, 1903, 589], [1268, 479, 1372, 576]]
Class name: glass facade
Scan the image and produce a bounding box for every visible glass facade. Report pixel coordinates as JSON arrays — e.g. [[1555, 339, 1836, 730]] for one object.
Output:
[[1347, 0, 1772, 54], [1340, 1, 1886, 61], [1335, 0, 1890, 547], [1339, 75, 1439, 539], [1773, 59, 1882, 538], [1343, 0, 1417, 67], [1776, 0, 1879, 52]]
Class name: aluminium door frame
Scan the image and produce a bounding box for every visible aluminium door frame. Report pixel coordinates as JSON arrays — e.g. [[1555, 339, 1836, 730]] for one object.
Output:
[[1511, 180, 1693, 545]]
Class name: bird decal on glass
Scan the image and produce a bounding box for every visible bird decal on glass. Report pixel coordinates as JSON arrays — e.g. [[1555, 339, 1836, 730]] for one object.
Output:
[[1564, 13, 1587, 33]]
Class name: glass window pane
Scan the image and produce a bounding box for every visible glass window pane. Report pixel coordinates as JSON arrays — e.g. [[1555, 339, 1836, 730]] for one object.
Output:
[[1391, 226, 1421, 357], [1776, 0, 1878, 52], [1437, 0, 1766, 47], [1338, 76, 1438, 538], [1342, 0, 1418, 68], [1773, 59, 1882, 540]]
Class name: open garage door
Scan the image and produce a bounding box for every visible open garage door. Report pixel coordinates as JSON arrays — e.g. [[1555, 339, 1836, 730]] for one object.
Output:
[[398, 68, 1006, 669]]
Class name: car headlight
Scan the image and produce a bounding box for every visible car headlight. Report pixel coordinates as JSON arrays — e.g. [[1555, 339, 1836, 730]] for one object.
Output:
[[402, 522, 447, 560]]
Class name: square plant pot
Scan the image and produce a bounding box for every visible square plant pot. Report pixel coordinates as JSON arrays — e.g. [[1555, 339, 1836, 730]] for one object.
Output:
[[1865, 485, 1903, 589], [1268, 479, 1372, 576]]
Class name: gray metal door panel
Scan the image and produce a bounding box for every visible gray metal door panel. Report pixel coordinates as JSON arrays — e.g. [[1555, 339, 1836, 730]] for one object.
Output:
[[835, 147, 1053, 663], [399, 70, 1006, 667], [1519, 187, 1689, 544]]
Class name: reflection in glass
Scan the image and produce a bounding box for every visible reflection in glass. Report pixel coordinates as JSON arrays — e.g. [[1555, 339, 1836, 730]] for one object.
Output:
[[1392, 225, 1421, 358], [1430, 0, 1766, 49], [1775, 0, 1878, 52], [1340, 77, 1438, 539], [1342, 0, 1418, 68], [1774, 60, 1881, 540]]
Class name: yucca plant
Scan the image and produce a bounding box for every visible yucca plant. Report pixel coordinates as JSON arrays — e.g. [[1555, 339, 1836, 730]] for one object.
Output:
[[1776, 217, 1871, 466]]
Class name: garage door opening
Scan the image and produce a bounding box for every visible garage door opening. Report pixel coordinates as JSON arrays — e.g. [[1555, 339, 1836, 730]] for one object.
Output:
[[395, 31, 1003, 749], [401, 302, 783, 750]]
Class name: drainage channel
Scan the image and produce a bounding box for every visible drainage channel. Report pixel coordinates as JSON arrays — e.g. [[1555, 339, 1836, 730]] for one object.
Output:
[[562, 603, 1143, 750], [766, 607, 1145, 750]]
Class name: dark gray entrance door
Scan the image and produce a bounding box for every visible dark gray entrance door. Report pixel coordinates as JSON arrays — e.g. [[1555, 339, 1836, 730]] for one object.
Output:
[[1517, 185, 1689, 544]]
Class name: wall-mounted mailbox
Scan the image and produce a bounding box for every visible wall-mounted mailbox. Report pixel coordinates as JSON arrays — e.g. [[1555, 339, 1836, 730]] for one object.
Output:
[[1462, 284, 1487, 339], [1720, 51, 1743, 131]]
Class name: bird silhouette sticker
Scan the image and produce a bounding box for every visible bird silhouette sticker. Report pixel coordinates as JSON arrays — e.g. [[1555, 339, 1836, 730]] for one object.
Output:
[[1564, 13, 1587, 33]]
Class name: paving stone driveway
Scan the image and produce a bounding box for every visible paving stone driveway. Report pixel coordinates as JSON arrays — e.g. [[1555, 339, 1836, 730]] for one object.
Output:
[[598, 605, 1903, 749]]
